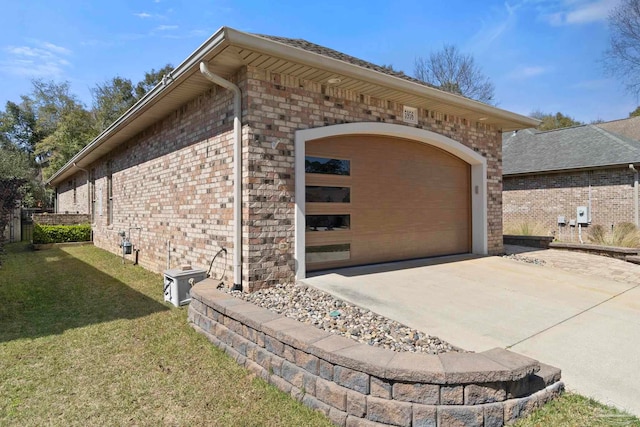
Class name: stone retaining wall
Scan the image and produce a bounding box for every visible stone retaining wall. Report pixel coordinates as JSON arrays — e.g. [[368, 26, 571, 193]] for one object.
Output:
[[503, 235, 554, 249], [549, 242, 639, 260], [189, 280, 564, 427]]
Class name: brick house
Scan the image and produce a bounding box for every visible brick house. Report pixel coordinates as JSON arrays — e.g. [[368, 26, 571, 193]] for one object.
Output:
[[48, 26, 536, 291], [503, 124, 640, 240]]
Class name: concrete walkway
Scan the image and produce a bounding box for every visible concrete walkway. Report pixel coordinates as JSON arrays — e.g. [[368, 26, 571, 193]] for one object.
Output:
[[301, 248, 640, 417]]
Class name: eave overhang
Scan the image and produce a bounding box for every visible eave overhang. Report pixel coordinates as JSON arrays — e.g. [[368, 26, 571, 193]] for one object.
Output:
[[48, 26, 538, 185]]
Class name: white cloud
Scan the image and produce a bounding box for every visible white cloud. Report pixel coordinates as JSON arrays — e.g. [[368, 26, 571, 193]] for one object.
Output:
[[508, 65, 553, 79], [134, 12, 152, 18], [468, 2, 520, 52], [155, 25, 178, 31], [541, 0, 621, 26], [0, 40, 72, 78]]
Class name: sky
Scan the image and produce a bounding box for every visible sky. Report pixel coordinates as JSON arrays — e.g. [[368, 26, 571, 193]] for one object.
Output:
[[0, 0, 635, 124]]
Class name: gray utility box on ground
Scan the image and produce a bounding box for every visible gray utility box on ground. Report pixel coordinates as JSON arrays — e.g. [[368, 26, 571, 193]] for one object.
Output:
[[163, 267, 206, 307]]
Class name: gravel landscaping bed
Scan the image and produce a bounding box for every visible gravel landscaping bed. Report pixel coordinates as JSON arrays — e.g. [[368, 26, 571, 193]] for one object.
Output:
[[503, 253, 547, 265], [226, 283, 462, 354]]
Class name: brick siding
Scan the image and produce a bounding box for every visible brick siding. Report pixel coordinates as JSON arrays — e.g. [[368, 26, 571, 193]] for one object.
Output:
[[56, 64, 503, 291], [503, 167, 638, 241]]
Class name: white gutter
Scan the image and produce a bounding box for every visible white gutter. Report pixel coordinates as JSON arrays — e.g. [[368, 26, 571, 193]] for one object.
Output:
[[199, 62, 243, 291]]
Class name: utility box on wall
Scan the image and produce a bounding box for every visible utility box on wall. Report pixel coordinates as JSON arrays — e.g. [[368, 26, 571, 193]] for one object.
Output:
[[577, 206, 589, 225], [163, 267, 206, 307]]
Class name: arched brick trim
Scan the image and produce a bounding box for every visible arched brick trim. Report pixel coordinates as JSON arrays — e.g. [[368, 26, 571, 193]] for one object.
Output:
[[294, 122, 488, 280]]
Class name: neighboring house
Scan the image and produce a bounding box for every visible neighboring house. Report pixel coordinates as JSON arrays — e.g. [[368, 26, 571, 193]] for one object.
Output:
[[503, 125, 640, 240], [48, 26, 536, 291], [596, 115, 640, 140]]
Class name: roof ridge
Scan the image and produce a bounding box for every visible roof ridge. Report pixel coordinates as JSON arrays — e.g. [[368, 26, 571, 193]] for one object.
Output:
[[534, 123, 588, 134], [590, 124, 640, 152]]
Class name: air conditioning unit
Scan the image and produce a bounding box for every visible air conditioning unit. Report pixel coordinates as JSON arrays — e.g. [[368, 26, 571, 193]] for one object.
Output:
[[163, 266, 206, 307]]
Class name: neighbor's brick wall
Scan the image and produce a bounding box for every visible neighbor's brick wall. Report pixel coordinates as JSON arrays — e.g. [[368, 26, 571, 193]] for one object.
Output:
[[243, 66, 503, 289], [503, 167, 638, 241], [57, 64, 504, 291], [33, 213, 90, 225], [56, 171, 89, 214]]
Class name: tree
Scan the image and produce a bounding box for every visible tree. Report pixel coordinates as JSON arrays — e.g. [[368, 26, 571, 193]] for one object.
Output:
[[0, 99, 41, 154], [630, 106, 640, 117], [414, 44, 495, 104], [604, 0, 640, 95], [36, 107, 97, 179], [91, 64, 173, 133], [91, 76, 136, 132], [530, 110, 584, 131], [133, 64, 174, 99]]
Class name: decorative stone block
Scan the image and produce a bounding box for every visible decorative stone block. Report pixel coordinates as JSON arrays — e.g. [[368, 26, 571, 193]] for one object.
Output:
[[464, 382, 506, 404], [370, 377, 392, 399], [264, 335, 284, 356], [316, 377, 348, 411], [483, 402, 505, 427], [281, 360, 305, 388], [392, 382, 439, 405], [329, 407, 348, 427], [319, 359, 334, 380], [269, 374, 292, 394], [303, 394, 331, 416], [334, 365, 370, 394], [412, 403, 437, 427], [440, 385, 464, 405], [366, 396, 412, 426], [437, 405, 483, 427], [346, 390, 366, 418], [295, 349, 319, 375]]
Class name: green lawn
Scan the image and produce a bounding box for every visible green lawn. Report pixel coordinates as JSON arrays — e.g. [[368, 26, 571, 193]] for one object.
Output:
[[0, 243, 638, 426], [0, 243, 332, 426]]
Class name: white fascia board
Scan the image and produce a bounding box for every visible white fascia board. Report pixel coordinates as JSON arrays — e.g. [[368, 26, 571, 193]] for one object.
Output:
[[225, 28, 539, 129]]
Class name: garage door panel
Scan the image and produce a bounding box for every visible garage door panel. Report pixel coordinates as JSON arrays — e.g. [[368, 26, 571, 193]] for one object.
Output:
[[306, 135, 470, 271]]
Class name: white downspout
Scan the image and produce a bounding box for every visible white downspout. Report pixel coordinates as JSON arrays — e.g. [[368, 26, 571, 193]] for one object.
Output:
[[630, 164, 639, 227], [200, 62, 243, 291]]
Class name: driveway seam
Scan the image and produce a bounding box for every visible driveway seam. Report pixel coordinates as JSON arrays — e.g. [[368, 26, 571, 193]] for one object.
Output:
[[507, 282, 640, 349]]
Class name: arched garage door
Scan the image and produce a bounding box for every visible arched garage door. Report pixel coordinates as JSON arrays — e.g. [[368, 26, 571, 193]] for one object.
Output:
[[305, 135, 471, 271]]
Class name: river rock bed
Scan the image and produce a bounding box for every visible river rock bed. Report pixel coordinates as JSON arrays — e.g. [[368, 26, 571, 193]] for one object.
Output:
[[226, 283, 462, 354], [502, 253, 547, 265]]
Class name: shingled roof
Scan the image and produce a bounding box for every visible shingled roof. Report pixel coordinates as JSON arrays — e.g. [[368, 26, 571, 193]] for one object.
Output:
[[503, 124, 640, 175], [255, 34, 437, 89]]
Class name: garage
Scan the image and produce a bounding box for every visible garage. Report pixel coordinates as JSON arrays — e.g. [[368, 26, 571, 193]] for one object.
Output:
[[304, 134, 471, 271]]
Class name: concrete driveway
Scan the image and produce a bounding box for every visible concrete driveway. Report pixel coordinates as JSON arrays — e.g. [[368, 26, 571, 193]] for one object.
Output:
[[300, 249, 640, 417]]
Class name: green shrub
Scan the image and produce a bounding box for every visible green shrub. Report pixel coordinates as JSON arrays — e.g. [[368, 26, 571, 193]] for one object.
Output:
[[33, 224, 92, 244], [588, 222, 640, 248]]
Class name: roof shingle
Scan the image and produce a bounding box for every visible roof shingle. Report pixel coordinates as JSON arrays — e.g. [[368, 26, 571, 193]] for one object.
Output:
[[503, 124, 640, 175]]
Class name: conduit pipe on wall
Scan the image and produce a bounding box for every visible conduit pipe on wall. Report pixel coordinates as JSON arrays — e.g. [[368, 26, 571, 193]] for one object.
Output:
[[630, 164, 639, 227], [200, 62, 243, 291]]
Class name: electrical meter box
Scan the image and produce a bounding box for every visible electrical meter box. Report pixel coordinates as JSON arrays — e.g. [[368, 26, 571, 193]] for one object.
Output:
[[577, 206, 589, 225], [163, 267, 206, 307], [557, 216, 566, 225]]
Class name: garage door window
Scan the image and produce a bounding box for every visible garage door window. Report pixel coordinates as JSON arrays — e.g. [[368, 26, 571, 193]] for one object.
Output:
[[306, 214, 350, 231], [305, 156, 350, 175], [306, 244, 351, 263], [306, 186, 350, 203]]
